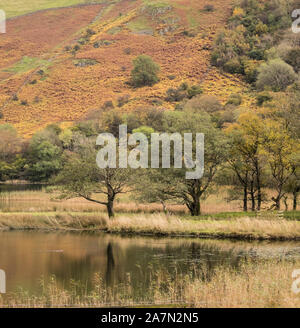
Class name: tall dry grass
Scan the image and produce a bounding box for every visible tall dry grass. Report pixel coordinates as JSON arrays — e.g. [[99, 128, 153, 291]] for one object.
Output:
[[0, 186, 249, 215], [1, 187, 297, 215], [0, 212, 107, 230], [0, 259, 299, 308], [183, 259, 300, 308], [108, 214, 300, 240], [0, 190, 187, 215], [0, 212, 299, 240]]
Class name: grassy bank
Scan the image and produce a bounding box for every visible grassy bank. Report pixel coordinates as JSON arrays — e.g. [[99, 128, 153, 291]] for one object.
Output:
[[0, 212, 300, 240], [1, 259, 299, 308]]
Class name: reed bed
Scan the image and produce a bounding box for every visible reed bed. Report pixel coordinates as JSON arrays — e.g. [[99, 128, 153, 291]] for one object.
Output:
[[108, 214, 300, 240], [0, 212, 299, 240], [0, 259, 299, 308]]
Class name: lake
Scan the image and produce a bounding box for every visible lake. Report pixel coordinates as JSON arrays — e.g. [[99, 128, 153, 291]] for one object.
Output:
[[0, 231, 299, 297]]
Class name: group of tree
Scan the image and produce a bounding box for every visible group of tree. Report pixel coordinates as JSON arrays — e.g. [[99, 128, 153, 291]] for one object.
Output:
[[0, 85, 298, 218], [0, 0, 299, 218]]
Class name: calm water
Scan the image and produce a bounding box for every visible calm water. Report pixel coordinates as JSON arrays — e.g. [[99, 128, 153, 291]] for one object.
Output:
[[0, 231, 300, 295]]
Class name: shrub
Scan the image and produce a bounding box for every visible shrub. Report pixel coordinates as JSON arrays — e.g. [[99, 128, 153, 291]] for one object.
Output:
[[187, 85, 203, 99], [131, 55, 160, 87], [248, 48, 265, 60], [219, 106, 236, 126], [124, 113, 141, 133], [211, 27, 249, 70], [167, 75, 176, 80], [243, 59, 259, 83], [102, 100, 114, 110], [100, 110, 123, 137], [34, 96, 40, 103], [202, 4, 215, 12], [256, 92, 273, 106], [124, 48, 132, 55], [132, 126, 154, 139], [73, 45, 80, 52], [151, 98, 163, 105], [175, 102, 185, 111], [184, 95, 222, 113], [256, 59, 297, 91], [179, 82, 188, 90], [165, 88, 186, 102], [72, 121, 97, 137], [165, 82, 201, 102], [182, 30, 195, 37], [86, 29, 96, 36], [285, 48, 300, 73], [117, 95, 130, 107], [255, 21, 268, 35], [144, 107, 165, 131], [224, 57, 243, 74], [226, 93, 242, 106]]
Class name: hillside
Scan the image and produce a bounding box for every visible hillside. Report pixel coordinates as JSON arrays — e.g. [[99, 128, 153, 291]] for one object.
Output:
[[0, 0, 103, 18], [0, 0, 250, 136]]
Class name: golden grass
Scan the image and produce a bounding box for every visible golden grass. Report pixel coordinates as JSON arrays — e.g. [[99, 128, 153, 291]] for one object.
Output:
[[184, 259, 300, 308], [108, 214, 300, 240], [0, 189, 188, 214], [0, 212, 107, 230], [1, 187, 296, 215], [0, 187, 250, 214], [0, 259, 299, 308], [0, 212, 299, 240]]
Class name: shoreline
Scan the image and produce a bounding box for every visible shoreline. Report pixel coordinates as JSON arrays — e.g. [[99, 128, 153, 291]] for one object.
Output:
[[0, 211, 299, 241], [2, 227, 300, 241]]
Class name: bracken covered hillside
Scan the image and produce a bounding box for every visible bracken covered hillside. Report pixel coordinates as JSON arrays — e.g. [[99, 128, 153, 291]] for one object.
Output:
[[0, 0, 248, 136]]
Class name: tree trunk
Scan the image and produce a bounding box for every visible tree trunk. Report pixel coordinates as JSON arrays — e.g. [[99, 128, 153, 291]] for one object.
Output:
[[243, 185, 248, 212], [256, 166, 262, 211], [257, 186, 262, 211], [250, 181, 255, 212], [293, 191, 298, 211], [283, 196, 288, 212], [161, 201, 168, 215], [251, 192, 255, 211], [107, 200, 114, 218], [188, 197, 201, 216], [275, 197, 281, 211], [274, 188, 284, 211]]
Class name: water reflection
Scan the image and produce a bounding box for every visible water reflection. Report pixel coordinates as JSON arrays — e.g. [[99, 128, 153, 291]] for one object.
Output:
[[0, 231, 299, 295]]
